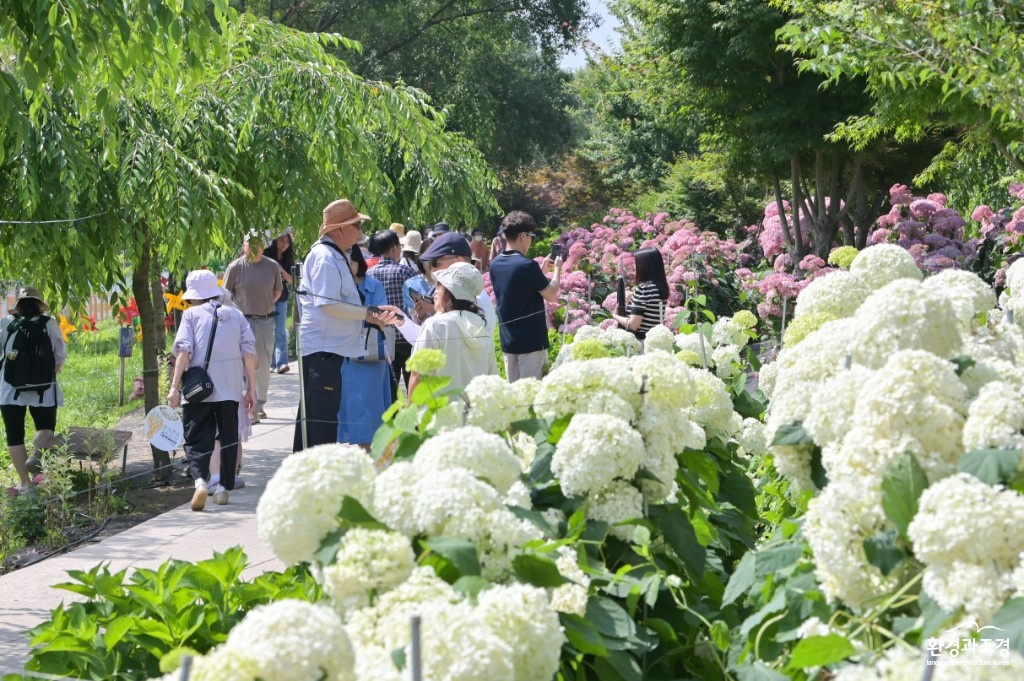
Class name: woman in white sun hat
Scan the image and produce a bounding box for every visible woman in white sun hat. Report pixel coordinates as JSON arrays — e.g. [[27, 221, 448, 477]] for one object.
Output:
[[400, 262, 497, 396], [168, 270, 257, 511]]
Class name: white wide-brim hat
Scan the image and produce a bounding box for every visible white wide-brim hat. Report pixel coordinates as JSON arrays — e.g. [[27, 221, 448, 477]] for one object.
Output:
[[432, 262, 484, 303], [182, 270, 227, 301], [401, 230, 423, 253]]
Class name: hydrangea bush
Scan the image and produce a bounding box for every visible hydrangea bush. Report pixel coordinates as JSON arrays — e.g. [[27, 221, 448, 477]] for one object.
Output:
[[741, 243, 1024, 677], [151, 336, 772, 681]]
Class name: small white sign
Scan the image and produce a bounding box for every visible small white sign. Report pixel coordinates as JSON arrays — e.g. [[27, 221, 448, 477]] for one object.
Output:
[[146, 405, 185, 451]]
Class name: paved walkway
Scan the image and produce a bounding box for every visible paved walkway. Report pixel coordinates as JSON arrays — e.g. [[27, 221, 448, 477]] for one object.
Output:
[[0, 364, 301, 675]]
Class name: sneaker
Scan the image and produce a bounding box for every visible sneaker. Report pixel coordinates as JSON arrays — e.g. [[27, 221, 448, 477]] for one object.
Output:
[[212, 485, 229, 505], [250, 412, 261, 424], [257, 409, 268, 420], [278, 364, 290, 374], [25, 456, 42, 475], [234, 477, 246, 489], [191, 480, 208, 511]]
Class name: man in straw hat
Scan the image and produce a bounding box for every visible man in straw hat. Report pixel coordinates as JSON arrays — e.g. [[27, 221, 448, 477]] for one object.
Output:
[[293, 198, 383, 451]]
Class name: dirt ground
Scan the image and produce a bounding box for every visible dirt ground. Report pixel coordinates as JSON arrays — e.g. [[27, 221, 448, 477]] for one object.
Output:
[[2, 406, 195, 572]]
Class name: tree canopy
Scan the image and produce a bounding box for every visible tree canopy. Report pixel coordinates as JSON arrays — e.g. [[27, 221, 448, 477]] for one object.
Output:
[[245, 0, 595, 174]]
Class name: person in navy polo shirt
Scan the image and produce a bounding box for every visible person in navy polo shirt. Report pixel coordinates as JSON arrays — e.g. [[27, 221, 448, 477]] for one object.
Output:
[[488, 211, 562, 381]]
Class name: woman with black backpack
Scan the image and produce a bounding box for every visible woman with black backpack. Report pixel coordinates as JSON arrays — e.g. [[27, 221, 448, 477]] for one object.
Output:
[[0, 286, 66, 494]]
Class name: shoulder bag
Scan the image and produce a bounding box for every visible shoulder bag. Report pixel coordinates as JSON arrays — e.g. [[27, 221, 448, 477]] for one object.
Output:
[[181, 306, 220, 402]]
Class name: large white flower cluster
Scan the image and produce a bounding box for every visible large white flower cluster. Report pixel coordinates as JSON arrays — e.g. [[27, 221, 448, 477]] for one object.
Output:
[[464, 375, 536, 433], [643, 324, 676, 353], [552, 548, 590, 616], [224, 600, 355, 681], [673, 314, 752, 379], [585, 479, 644, 540], [534, 358, 644, 423], [257, 444, 377, 565], [962, 381, 1024, 450], [346, 567, 563, 681], [848, 279, 962, 369], [316, 529, 416, 612], [793, 270, 872, 320], [373, 463, 540, 580], [921, 268, 996, 330], [908, 473, 1024, 620], [555, 325, 642, 365], [414, 426, 522, 494], [848, 242, 923, 289], [552, 414, 645, 496]]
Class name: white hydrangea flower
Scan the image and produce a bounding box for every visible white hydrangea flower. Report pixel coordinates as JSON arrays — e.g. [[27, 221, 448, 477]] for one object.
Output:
[[757, 361, 779, 398], [795, 617, 832, 639], [909, 473, 1024, 620], [257, 444, 377, 565], [476, 583, 565, 681], [504, 479, 532, 508], [736, 418, 768, 458], [551, 414, 645, 496], [534, 358, 643, 423], [552, 548, 590, 616], [772, 318, 856, 393], [427, 401, 463, 433], [962, 381, 1024, 451], [849, 279, 962, 369], [635, 405, 689, 502], [802, 365, 874, 447], [316, 529, 416, 612], [412, 468, 505, 537], [674, 330, 712, 366], [224, 600, 355, 681], [712, 344, 741, 379], [922, 268, 996, 330], [154, 648, 261, 681], [849, 243, 923, 289], [961, 357, 1024, 398], [793, 270, 872, 320], [630, 350, 696, 410], [585, 480, 644, 540], [686, 368, 735, 437], [909, 473, 1024, 568], [414, 426, 522, 494], [851, 350, 967, 481], [601, 326, 644, 355], [820, 427, 915, 492], [465, 375, 532, 432], [1006, 257, 1024, 294], [770, 443, 816, 492], [712, 316, 751, 349], [643, 324, 676, 353], [370, 461, 420, 536], [804, 483, 896, 610]]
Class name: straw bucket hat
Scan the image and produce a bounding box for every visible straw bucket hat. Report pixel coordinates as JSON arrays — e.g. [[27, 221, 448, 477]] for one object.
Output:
[[15, 286, 50, 313], [320, 199, 370, 238]]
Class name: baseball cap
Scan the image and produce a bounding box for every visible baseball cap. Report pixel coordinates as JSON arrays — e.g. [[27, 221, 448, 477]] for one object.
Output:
[[419, 232, 471, 261]]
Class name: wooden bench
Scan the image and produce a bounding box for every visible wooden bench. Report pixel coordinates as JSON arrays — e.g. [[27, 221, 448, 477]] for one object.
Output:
[[55, 427, 134, 476]]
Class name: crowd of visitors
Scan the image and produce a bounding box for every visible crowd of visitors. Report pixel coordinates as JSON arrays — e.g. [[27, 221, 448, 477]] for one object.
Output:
[[4, 198, 670, 505]]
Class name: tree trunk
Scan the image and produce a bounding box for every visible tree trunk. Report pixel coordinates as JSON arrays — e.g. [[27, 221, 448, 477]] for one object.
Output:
[[131, 221, 172, 480]]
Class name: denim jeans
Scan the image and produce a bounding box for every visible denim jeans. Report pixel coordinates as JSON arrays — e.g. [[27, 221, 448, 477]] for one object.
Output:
[[273, 298, 289, 368]]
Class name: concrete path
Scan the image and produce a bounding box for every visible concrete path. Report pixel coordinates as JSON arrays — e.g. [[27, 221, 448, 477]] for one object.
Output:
[[0, 364, 301, 675]]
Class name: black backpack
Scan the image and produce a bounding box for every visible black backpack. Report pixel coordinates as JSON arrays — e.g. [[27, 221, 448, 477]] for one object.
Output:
[[3, 315, 57, 400]]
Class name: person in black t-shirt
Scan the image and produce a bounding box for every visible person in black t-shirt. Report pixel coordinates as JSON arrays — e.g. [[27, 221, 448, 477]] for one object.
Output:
[[610, 247, 669, 341], [488, 211, 562, 381]]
